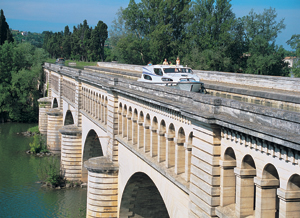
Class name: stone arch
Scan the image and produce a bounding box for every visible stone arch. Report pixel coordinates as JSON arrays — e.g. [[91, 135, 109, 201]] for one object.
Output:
[[166, 124, 176, 168], [119, 172, 169, 218], [188, 131, 193, 145], [144, 114, 151, 152], [287, 174, 300, 191], [220, 147, 237, 207], [242, 154, 256, 169], [151, 117, 158, 157], [64, 110, 74, 125], [122, 105, 128, 138], [257, 163, 280, 218], [235, 154, 257, 216], [138, 111, 144, 149], [158, 120, 166, 163], [104, 96, 108, 124], [118, 102, 123, 135], [278, 174, 300, 217], [81, 129, 104, 182], [101, 95, 105, 122], [132, 109, 138, 145], [127, 107, 133, 141], [53, 98, 58, 108], [95, 93, 99, 119], [185, 131, 193, 182], [175, 127, 185, 175]]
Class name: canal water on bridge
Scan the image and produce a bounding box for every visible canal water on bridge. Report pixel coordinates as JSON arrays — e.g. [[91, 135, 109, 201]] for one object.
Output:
[[0, 123, 87, 218]]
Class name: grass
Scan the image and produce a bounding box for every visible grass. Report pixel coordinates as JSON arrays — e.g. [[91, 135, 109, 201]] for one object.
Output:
[[46, 59, 98, 69]]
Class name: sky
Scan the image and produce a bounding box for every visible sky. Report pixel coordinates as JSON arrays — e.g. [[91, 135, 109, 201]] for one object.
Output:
[[2, 0, 300, 50]]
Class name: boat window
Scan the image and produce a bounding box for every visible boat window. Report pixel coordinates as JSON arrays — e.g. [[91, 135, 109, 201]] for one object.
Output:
[[164, 68, 193, 74], [143, 75, 152, 81], [180, 78, 196, 82], [162, 78, 173, 81], [154, 68, 163, 76]]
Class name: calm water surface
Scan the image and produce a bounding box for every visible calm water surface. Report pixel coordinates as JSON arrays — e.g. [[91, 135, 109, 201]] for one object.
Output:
[[0, 123, 87, 218]]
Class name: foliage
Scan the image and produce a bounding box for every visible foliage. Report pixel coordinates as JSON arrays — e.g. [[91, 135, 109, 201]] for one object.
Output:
[[107, 1, 292, 76], [242, 8, 289, 76], [43, 19, 108, 62], [12, 31, 44, 48], [0, 9, 14, 45], [29, 134, 48, 153], [109, 0, 191, 65], [287, 34, 300, 77], [0, 41, 48, 122], [28, 125, 40, 134], [36, 156, 63, 186]]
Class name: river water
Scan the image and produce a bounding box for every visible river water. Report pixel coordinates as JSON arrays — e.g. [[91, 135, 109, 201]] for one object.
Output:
[[0, 123, 87, 218]]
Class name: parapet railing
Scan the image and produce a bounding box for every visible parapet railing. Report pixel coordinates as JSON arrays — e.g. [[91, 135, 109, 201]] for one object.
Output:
[[44, 63, 300, 151]]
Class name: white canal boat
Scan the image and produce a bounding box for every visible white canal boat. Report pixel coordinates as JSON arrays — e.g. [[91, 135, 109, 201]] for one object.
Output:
[[138, 65, 205, 92]]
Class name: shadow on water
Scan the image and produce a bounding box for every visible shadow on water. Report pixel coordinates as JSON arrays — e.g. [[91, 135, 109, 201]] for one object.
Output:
[[0, 123, 87, 218]]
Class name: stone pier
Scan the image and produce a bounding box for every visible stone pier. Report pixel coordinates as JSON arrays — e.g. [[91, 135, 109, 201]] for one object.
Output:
[[38, 97, 52, 135], [46, 108, 63, 154], [59, 125, 82, 181], [84, 156, 119, 218]]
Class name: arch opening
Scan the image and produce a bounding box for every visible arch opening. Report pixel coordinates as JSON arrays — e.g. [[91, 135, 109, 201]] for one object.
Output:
[[119, 172, 169, 218], [221, 147, 237, 207], [53, 98, 58, 108], [82, 130, 103, 182], [64, 110, 74, 125]]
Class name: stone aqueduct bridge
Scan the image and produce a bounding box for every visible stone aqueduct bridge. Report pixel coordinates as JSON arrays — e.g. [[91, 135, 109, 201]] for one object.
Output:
[[39, 62, 300, 218]]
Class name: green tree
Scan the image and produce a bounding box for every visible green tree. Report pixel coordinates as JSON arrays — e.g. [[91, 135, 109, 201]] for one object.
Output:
[[0, 41, 14, 120], [184, 0, 235, 71], [112, 0, 191, 65], [62, 26, 71, 59], [0, 9, 14, 45], [90, 21, 108, 62], [287, 34, 300, 77], [0, 42, 48, 122], [243, 8, 289, 76]]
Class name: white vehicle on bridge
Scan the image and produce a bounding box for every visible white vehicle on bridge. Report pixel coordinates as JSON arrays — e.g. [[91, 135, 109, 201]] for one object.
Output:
[[138, 65, 205, 92]]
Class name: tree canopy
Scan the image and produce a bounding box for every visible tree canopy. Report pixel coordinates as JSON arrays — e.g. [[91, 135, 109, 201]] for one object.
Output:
[[43, 20, 108, 62], [108, 0, 291, 76], [0, 9, 14, 45], [0, 41, 48, 122], [287, 34, 300, 77]]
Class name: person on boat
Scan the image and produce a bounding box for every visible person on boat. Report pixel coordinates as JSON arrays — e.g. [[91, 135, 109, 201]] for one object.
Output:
[[148, 61, 152, 66], [163, 58, 168, 65], [176, 57, 180, 65], [169, 61, 174, 66]]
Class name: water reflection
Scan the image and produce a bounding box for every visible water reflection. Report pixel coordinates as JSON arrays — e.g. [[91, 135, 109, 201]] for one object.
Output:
[[0, 123, 86, 218]]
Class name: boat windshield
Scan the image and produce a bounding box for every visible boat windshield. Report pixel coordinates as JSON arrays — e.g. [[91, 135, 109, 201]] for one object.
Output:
[[164, 68, 193, 74]]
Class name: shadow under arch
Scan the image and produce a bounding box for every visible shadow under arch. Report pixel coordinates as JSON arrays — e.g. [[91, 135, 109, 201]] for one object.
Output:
[[64, 110, 74, 125], [261, 163, 280, 218], [287, 174, 300, 191], [53, 98, 58, 108], [119, 172, 170, 218], [81, 129, 103, 182]]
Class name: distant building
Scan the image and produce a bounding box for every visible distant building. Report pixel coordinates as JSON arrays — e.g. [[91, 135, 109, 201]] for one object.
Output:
[[21, 31, 28, 36], [284, 56, 298, 68]]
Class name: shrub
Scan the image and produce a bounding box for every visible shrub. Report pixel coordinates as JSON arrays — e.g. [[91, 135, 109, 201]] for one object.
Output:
[[36, 156, 63, 186], [29, 134, 48, 153], [28, 126, 40, 134]]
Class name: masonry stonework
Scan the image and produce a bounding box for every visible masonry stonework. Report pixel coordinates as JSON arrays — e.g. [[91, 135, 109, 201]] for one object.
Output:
[[39, 63, 300, 218]]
